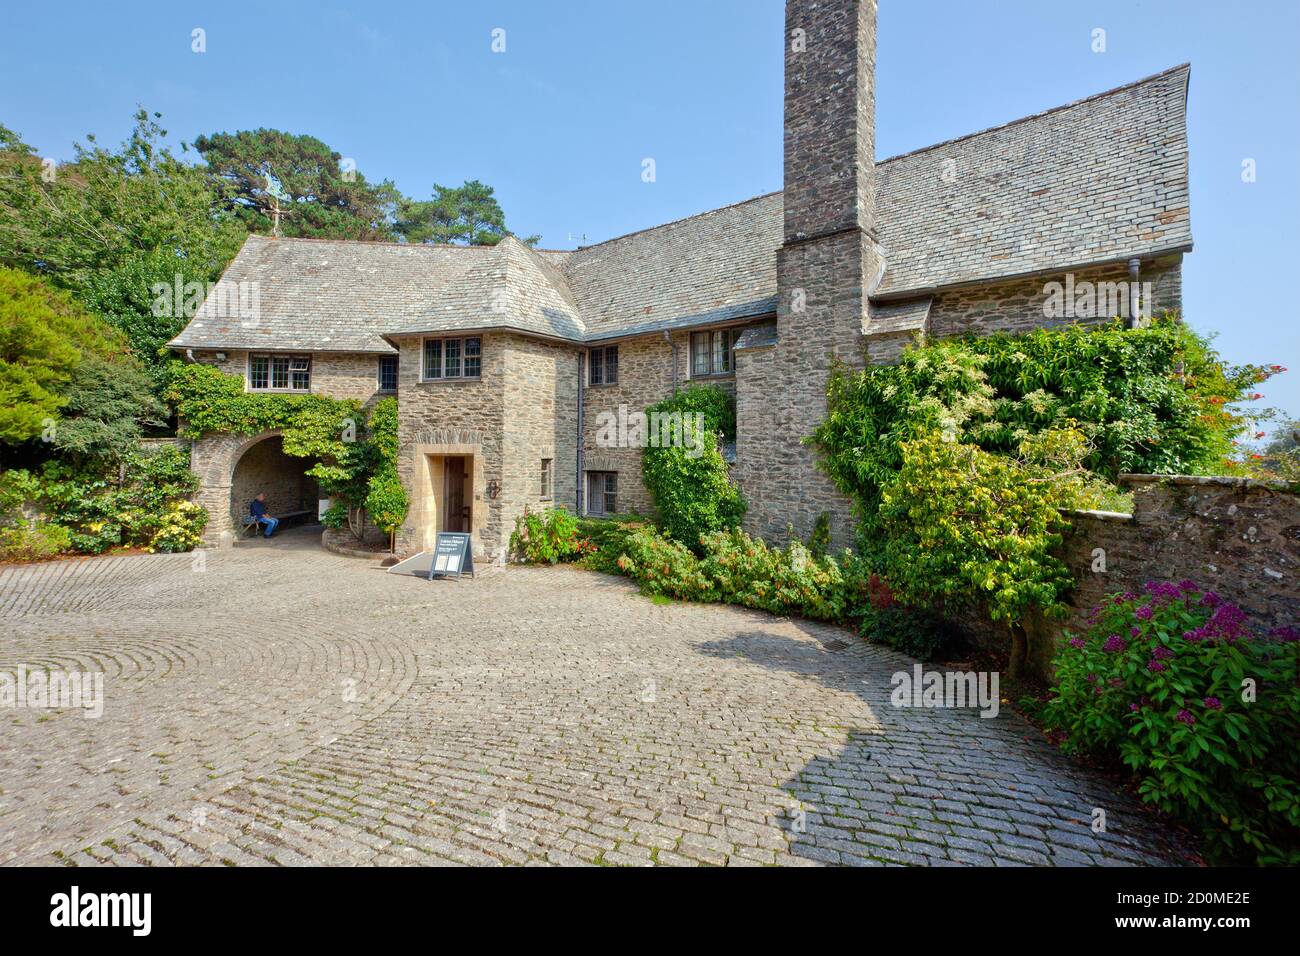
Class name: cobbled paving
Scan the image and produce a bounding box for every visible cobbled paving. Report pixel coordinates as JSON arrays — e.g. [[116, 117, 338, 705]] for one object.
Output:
[[0, 531, 1194, 866]]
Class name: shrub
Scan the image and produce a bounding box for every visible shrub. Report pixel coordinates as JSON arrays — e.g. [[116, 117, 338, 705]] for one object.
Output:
[[854, 571, 959, 660], [806, 511, 832, 557], [575, 517, 648, 574], [510, 507, 591, 564], [149, 500, 208, 553], [0, 521, 71, 562], [641, 386, 745, 550], [699, 528, 846, 621], [612, 525, 716, 601], [364, 465, 408, 547], [1043, 583, 1300, 865], [320, 501, 349, 530]]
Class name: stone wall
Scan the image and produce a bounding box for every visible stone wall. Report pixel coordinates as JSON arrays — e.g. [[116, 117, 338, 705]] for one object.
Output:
[[926, 255, 1183, 339], [502, 335, 580, 533], [185, 349, 388, 404], [391, 332, 505, 559], [968, 475, 1300, 678]]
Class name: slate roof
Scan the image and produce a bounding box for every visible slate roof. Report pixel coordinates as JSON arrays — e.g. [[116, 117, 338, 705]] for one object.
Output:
[[170, 64, 1191, 353]]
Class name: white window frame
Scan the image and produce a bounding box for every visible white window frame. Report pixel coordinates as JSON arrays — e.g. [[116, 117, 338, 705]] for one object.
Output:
[[248, 353, 312, 392], [421, 336, 482, 382]]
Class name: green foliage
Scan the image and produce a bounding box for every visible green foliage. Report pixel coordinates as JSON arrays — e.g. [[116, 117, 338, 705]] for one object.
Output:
[[4, 445, 205, 555], [395, 180, 539, 247], [806, 512, 832, 557], [365, 466, 408, 539], [0, 267, 133, 443], [149, 500, 208, 553], [320, 501, 349, 530], [50, 356, 167, 466], [877, 430, 1088, 625], [510, 507, 592, 564], [641, 386, 746, 550], [0, 112, 244, 297], [814, 319, 1274, 524], [0, 521, 71, 562], [77, 249, 212, 375], [194, 128, 401, 241], [604, 524, 851, 622], [1042, 583, 1300, 865]]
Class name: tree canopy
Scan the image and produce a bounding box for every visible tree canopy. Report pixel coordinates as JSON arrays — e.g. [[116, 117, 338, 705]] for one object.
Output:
[[396, 180, 539, 247]]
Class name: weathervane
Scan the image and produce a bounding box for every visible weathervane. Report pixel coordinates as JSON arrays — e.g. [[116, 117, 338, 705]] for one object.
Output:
[[265, 173, 292, 237]]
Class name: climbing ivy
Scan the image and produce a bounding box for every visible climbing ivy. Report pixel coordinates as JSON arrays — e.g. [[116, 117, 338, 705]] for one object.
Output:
[[164, 361, 407, 539]]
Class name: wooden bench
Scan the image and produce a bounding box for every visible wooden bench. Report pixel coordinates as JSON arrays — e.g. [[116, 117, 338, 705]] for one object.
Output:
[[241, 510, 313, 536]]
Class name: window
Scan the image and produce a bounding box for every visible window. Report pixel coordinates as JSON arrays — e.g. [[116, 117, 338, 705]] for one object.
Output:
[[540, 459, 553, 500], [690, 330, 738, 377], [422, 337, 482, 381], [586, 471, 617, 516], [250, 354, 311, 391], [588, 345, 619, 386], [378, 355, 399, 392]]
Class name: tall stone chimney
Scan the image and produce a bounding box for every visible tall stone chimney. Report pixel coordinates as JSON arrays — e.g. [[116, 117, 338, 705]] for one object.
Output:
[[735, 0, 881, 550]]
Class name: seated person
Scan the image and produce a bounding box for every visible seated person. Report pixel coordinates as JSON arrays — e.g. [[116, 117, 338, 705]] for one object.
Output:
[[249, 493, 279, 538]]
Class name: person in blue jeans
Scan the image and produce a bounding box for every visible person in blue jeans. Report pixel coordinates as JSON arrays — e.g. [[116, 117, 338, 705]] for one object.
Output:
[[249, 493, 279, 538]]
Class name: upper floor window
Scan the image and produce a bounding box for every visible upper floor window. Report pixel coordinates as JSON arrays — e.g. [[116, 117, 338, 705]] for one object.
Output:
[[378, 355, 399, 392], [423, 337, 482, 381], [589, 345, 618, 386], [691, 329, 739, 377], [250, 353, 311, 392]]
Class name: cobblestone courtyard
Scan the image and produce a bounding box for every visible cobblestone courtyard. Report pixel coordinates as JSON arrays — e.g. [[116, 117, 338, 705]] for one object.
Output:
[[0, 531, 1191, 866]]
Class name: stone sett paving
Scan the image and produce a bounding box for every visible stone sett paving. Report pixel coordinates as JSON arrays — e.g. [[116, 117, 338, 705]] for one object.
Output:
[[0, 529, 1195, 867]]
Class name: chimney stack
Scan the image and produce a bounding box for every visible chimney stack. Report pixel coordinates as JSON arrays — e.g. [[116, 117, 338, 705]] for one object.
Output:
[[734, 0, 881, 550], [783, 0, 877, 243]]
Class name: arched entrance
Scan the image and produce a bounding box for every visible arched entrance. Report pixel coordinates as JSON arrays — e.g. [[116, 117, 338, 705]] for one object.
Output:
[[228, 434, 319, 534]]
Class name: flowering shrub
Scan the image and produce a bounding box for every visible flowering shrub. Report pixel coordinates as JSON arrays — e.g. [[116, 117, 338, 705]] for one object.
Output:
[[1043, 582, 1300, 864], [699, 529, 846, 621], [855, 572, 957, 660], [510, 507, 592, 564], [614, 526, 717, 601], [148, 500, 208, 553]]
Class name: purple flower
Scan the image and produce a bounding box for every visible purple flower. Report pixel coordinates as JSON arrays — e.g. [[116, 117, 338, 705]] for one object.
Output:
[[1147, 660, 1167, 673], [1178, 579, 1199, 593], [1069, 637, 1086, 649], [1135, 605, 1154, 621], [1144, 581, 1182, 602], [1152, 645, 1175, 660], [1130, 626, 1141, 638], [1103, 635, 1127, 653], [1128, 702, 1141, 712], [1176, 709, 1196, 725], [1201, 591, 1223, 609], [1203, 697, 1222, 710], [1269, 625, 1300, 643]]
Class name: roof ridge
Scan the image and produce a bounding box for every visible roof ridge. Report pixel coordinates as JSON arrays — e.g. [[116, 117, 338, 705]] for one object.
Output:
[[876, 62, 1191, 165], [246, 234, 500, 251], [567, 191, 782, 254]]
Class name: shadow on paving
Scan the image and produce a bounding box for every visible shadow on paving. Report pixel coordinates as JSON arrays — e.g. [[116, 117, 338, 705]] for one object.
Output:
[[697, 630, 1198, 866]]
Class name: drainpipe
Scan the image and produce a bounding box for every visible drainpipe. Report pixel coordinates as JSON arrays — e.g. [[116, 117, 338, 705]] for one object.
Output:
[[576, 351, 585, 515], [1127, 258, 1141, 328], [664, 329, 677, 392]]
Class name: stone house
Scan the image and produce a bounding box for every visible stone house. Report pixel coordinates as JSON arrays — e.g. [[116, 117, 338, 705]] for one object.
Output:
[[170, 0, 1193, 559]]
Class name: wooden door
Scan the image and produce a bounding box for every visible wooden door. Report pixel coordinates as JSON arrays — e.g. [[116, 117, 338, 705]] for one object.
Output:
[[444, 457, 467, 533]]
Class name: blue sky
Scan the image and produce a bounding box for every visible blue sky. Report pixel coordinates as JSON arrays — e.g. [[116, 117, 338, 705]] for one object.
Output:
[[2, 0, 1297, 421]]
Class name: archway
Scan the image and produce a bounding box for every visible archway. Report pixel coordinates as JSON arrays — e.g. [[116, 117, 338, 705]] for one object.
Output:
[[228, 434, 319, 534]]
